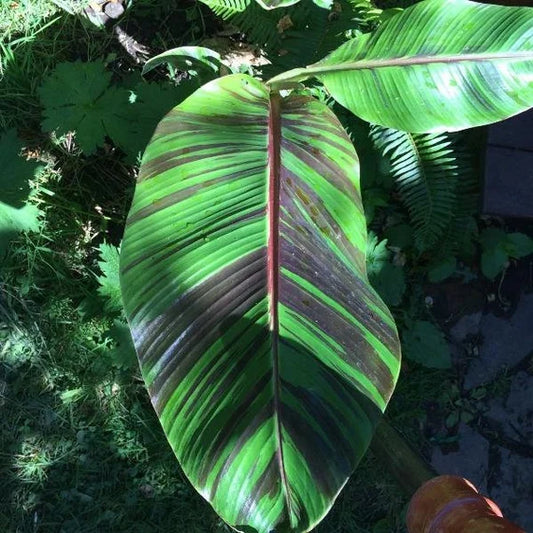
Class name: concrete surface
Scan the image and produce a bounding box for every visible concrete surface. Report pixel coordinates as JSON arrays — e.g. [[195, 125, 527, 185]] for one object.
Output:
[[484, 110, 533, 219], [430, 292, 533, 530], [463, 293, 533, 390]]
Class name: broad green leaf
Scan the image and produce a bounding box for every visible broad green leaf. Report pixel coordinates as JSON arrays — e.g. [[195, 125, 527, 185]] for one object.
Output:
[[268, 0, 533, 132], [479, 227, 507, 250], [311, 0, 333, 9], [120, 74, 400, 533], [402, 320, 451, 369], [39, 62, 193, 160], [366, 232, 390, 277], [105, 320, 137, 370], [142, 46, 225, 77], [477, 228, 527, 279]]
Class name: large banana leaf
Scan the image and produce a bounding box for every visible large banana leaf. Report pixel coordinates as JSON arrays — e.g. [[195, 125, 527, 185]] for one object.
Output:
[[268, 0, 533, 132], [120, 74, 400, 533]]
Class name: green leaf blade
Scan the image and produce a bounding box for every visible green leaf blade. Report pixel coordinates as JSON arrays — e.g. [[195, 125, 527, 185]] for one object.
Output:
[[120, 74, 400, 532], [142, 46, 224, 77], [310, 0, 533, 132]]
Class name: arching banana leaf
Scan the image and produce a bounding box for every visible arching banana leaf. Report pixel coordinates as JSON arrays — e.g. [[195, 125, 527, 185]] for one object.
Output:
[[268, 0, 533, 132], [120, 74, 400, 533]]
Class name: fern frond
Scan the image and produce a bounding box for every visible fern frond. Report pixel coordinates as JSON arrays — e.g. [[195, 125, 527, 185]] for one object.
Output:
[[436, 133, 480, 259], [200, 0, 251, 18], [231, 2, 285, 51], [370, 126, 463, 252], [230, 0, 378, 78]]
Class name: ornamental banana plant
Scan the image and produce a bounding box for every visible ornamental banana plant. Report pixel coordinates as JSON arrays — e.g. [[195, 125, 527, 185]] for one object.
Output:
[[119, 1, 533, 531]]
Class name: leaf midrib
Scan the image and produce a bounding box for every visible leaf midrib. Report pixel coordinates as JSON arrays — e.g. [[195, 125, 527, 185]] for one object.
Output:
[[267, 51, 533, 86], [267, 92, 292, 520]]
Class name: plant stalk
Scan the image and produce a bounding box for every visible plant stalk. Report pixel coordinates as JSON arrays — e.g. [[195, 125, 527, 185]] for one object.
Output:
[[370, 418, 436, 497]]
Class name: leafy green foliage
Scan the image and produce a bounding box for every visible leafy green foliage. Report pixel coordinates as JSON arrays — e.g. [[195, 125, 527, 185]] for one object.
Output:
[[270, 0, 533, 133], [230, 0, 378, 79], [480, 228, 533, 280], [105, 320, 137, 370], [402, 320, 451, 369], [347, 116, 479, 262], [109, 79, 196, 163], [0, 129, 43, 255], [120, 73, 401, 533], [96, 242, 123, 313], [0, 130, 42, 207], [199, 0, 333, 17], [201, 0, 251, 17], [366, 232, 406, 306], [39, 61, 130, 155], [370, 127, 459, 252], [39, 62, 194, 160], [4, 0, 533, 531]]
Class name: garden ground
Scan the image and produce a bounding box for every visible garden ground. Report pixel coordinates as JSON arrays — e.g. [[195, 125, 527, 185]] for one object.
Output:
[[0, 1, 532, 532]]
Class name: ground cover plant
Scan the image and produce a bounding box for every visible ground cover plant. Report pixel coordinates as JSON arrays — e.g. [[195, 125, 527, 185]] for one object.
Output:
[[1, 0, 533, 532]]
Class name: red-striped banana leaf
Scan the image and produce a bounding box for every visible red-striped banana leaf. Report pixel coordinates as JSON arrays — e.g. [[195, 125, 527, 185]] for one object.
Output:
[[120, 73, 401, 533], [267, 0, 533, 133]]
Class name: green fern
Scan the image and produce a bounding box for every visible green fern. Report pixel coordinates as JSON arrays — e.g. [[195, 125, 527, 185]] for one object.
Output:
[[435, 137, 479, 259], [201, 0, 251, 18], [230, 0, 378, 78], [370, 126, 464, 252]]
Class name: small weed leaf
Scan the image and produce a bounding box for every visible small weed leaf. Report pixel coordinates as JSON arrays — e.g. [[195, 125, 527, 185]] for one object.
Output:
[[479, 228, 533, 280], [370, 262, 406, 307], [506, 232, 533, 259], [105, 320, 137, 370], [481, 246, 508, 280], [365, 231, 390, 277], [39, 61, 131, 155], [366, 232, 406, 306], [402, 320, 451, 369], [96, 242, 123, 313]]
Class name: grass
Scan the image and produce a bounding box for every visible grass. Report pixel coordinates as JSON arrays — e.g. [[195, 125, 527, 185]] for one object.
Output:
[[0, 1, 59, 38], [0, 2, 457, 532]]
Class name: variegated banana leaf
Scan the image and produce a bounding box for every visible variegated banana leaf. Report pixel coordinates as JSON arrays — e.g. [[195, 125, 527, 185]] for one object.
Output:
[[268, 0, 533, 132], [120, 74, 400, 533]]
